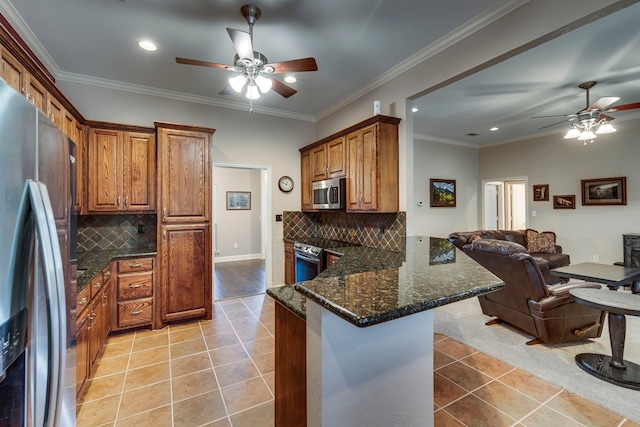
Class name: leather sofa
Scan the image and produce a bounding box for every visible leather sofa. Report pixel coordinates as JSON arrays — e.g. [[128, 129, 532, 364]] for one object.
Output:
[[448, 229, 570, 283], [464, 239, 605, 345]]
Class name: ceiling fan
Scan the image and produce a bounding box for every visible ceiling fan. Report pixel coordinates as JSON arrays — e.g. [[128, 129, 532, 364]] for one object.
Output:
[[534, 81, 640, 143], [176, 4, 318, 107]]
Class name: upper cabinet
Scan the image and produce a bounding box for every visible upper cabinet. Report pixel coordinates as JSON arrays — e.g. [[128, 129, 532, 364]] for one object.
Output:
[[87, 125, 156, 214], [300, 115, 400, 213], [310, 136, 346, 181], [0, 46, 25, 95], [157, 124, 211, 223]]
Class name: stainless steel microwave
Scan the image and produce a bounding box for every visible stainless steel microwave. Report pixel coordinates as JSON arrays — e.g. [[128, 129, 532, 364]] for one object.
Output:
[[312, 177, 346, 209]]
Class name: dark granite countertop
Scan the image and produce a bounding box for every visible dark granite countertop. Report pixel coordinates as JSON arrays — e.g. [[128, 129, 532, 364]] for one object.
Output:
[[268, 236, 503, 327], [76, 247, 157, 291]]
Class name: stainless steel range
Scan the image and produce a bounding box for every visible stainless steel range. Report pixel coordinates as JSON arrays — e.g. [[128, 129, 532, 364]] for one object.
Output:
[[293, 242, 325, 282]]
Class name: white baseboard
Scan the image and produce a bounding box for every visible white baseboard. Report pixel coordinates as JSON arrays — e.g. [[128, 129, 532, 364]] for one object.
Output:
[[215, 253, 263, 263]]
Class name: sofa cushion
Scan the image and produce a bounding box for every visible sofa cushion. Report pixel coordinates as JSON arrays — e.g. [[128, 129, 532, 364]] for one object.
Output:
[[526, 229, 557, 254], [533, 252, 571, 270]]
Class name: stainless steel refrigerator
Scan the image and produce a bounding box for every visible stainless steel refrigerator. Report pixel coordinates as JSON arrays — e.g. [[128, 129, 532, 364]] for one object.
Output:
[[0, 79, 76, 426]]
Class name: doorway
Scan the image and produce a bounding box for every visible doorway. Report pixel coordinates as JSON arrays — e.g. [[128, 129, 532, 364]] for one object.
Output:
[[482, 178, 527, 231], [213, 164, 270, 300]]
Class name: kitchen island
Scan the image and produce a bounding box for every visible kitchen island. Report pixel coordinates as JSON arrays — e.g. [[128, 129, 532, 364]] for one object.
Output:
[[268, 236, 503, 427]]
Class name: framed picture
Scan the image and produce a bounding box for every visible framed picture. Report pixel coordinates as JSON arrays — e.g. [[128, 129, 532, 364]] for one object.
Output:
[[553, 194, 576, 209], [430, 179, 456, 207], [226, 191, 251, 210], [532, 184, 549, 202], [429, 237, 456, 265], [581, 177, 627, 206]]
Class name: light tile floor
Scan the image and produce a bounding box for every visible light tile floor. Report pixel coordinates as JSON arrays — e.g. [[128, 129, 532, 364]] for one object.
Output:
[[77, 294, 640, 426]]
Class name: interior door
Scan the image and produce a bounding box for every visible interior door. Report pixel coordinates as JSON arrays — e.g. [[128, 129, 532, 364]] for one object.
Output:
[[506, 181, 527, 230], [483, 183, 500, 230]]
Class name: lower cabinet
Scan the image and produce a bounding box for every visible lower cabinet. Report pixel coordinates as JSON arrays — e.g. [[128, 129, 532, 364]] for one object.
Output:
[[326, 252, 341, 268], [75, 315, 89, 395], [284, 242, 295, 285], [114, 257, 155, 331], [160, 224, 211, 323]]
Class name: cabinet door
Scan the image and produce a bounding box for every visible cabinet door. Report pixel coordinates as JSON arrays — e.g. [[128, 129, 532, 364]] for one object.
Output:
[[284, 242, 295, 285], [63, 110, 75, 140], [300, 149, 314, 211], [158, 128, 210, 223], [47, 96, 64, 129], [161, 224, 211, 322], [326, 136, 346, 178], [359, 124, 378, 211], [88, 128, 122, 212], [75, 316, 89, 396], [311, 144, 327, 181], [346, 131, 361, 210], [122, 132, 156, 211], [25, 73, 47, 113], [1, 48, 25, 94]]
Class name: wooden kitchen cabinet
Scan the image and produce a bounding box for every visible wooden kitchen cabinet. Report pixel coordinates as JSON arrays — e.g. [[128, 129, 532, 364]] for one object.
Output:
[[346, 118, 399, 212], [326, 252, 341, 268], [46, 95, 64, 129], [114, 257, 155, 330], [87, 126, 156, 213], [156, 122, 214, 326], [24, 73, 47, 113], [75, 315, 89, 396], [300, 149, 315, 212], [160, 224, 211, 323], [0, 46, 25, 95], [311, 136, 346, 181], [284, 241, 295, 285]]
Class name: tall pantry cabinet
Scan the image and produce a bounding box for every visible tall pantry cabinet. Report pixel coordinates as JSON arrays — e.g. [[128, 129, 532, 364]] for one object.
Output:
[[155, 122, 214, 325]]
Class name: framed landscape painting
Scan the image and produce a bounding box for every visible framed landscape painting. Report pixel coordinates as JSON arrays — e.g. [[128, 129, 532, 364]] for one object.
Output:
[[430, 179, 456, 207], [581, 177, 627, 206], [226, 191, 251, 210]]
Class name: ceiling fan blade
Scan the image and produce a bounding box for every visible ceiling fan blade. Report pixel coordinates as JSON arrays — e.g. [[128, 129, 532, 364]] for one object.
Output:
[[539, 118, 576, 130], [227, 28, 254, 60], [532, 114, 576, 119], [269, 78, 297, 98], [219, 86, 235, 96], [598, 113, 615, 121], [605, 102, 640, 112], [268, 57, 318, 74], [176, 57, 230, 70], [588, 96, 620, 111]]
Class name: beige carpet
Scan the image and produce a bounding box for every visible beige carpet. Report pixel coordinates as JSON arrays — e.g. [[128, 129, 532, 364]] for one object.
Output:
[[433, 293, 640, 423]]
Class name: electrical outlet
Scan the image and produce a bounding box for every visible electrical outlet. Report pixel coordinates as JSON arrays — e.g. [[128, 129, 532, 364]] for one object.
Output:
[[233, 243, 238, 249], [593, 255, 599, 262], [531, 210, 537, 217], [137, 224, 145, 234]]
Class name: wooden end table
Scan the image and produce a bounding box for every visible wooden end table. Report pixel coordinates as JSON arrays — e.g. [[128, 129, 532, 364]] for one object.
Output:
[[551, 262, 640, 293], [569, 288, 640, 390]]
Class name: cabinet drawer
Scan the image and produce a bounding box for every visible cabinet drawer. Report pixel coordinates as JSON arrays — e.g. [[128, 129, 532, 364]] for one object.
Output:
[[118, 298, 153, 329], [89, 273, 104, 300], [76, 284, 91, 317], [117, 258, 153, 273], [117, 273, 153, 300], [102, 264, 113, 285]]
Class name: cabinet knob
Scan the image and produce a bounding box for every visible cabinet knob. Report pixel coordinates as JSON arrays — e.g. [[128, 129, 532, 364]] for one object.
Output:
[[94, 281, 102, 287], [129, 310, 143, 316], [78, 297, 88, 306], [125, 196, 129, 207], [128, 263, 143, 268], [117, 196, 121, 206], [163, 207, 167, 220], [129, 283, 143, 288]]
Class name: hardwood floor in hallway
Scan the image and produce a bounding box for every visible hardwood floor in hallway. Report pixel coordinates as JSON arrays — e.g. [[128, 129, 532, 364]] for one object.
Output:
[[214, 259, 265, 300]]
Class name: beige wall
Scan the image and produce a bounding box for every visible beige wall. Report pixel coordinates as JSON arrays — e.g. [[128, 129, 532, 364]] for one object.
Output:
[[213, 167, 262, 261], [413, 139, 479, 238], [479, 118, 640, 264]]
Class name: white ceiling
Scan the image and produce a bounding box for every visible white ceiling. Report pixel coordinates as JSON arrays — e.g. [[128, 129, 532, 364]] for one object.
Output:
[[3, 0, 640, 146]]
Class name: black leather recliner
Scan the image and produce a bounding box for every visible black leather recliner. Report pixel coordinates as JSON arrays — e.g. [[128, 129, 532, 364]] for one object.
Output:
[[464, 239, 605, 345]]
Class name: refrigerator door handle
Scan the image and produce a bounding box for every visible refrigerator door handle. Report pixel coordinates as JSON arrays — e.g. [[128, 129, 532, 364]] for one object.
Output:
[[27, 180, 66, 427]]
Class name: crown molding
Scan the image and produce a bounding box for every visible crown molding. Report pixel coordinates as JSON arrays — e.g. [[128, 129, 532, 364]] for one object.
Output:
[[56, 71, 316, 122], [315, 0, 529, 121]]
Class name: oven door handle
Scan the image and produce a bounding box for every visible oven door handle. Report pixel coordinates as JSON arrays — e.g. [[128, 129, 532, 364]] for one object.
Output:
[[294, 251, 322, 263]]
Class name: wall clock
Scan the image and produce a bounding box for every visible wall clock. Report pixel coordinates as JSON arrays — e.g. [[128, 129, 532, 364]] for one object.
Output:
[[278, 176, 294, 193]]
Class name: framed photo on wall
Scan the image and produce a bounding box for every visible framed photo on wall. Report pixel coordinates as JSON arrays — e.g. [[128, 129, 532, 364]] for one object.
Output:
[[226, 191, 251, 210], [532, 184, 549, 201], [581, 177, 627, 206], [430, 179, 456, 207], [553, 194, 575, 209]]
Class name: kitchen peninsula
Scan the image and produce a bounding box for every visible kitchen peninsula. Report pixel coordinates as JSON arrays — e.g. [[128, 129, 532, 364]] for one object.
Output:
[[268, 236, 503, 427]]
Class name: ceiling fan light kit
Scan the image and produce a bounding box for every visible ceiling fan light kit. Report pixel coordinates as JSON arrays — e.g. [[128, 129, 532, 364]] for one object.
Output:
[[175, 4, 318, 110], [536, 81, 639, 145]]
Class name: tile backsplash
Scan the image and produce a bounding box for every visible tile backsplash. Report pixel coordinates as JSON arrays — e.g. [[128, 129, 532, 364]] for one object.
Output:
[[283, 211, 406, 251], [78, 214, 157, 252]]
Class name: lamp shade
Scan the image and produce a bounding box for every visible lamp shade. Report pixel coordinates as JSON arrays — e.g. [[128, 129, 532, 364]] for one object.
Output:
[[229, 75, 247, 93], [255, 75, 272, 93], [578, 130, 597, 140], [596, 122, 616, 134], [246, 84, 260, 99], [564, 128, 581, 139]]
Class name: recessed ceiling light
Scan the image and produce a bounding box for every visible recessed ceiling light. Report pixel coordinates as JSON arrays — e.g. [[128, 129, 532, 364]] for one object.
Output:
[[284, 76, 297, 83], [138, 40, 157, 51], [490, 127, 499, 131], [412, 107, 419, 113]]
